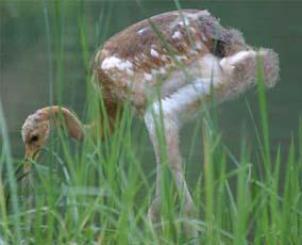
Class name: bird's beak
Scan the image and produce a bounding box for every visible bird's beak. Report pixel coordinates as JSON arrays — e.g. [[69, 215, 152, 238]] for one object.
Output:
[[24, 149, 33, 174], [21, 146, 39, 179]]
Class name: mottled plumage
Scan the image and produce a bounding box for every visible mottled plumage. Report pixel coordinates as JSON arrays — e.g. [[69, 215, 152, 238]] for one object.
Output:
[[94, 9, 249, 112]]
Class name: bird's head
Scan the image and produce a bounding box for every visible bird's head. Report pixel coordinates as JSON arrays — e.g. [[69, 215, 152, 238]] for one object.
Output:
[[21, 106, 84, 169], [21, 109, 50, 161]]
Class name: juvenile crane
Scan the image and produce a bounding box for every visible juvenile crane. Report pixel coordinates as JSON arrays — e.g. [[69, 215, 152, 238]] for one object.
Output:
[[21, 9, 279, 221]]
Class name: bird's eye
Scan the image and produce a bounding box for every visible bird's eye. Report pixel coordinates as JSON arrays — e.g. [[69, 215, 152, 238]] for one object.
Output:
[[30, 135, 39, 143]]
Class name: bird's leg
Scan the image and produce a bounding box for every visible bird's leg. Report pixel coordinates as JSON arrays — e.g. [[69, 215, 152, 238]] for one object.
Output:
[[145, 95, 197, 234], [146, 118, 194, 218], [144, 75, 231, 235]]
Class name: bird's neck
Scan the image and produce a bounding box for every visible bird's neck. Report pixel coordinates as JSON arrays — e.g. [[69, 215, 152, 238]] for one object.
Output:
[[79, 99, 122, 141], [38, 106, 85, 140], [100, 99, 122, 137], [38, 100, 121, 141]]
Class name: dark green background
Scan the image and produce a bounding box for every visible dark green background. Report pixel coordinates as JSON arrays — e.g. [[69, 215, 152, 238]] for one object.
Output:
[[1, 1, 301, 164]]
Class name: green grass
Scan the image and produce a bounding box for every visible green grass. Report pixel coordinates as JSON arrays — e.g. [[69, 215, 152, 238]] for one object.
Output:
[[1, 1, 302, 244]]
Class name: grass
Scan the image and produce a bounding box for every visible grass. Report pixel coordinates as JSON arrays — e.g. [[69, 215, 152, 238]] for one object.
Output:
[[1, 1, 302, 244]]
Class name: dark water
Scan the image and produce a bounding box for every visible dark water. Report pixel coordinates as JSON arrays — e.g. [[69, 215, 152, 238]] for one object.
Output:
[[1, 1, 301, 167]]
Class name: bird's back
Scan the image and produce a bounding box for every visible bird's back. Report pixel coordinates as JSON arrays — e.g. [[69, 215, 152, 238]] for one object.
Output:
[[93, 9, 247, 113]]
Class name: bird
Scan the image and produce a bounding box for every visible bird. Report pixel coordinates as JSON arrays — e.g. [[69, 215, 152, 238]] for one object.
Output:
[[21, 9, 279, 226]]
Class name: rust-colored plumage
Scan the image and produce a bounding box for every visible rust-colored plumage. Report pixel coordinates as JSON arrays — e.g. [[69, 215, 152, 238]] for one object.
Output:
[[94, 9, 247, 112]]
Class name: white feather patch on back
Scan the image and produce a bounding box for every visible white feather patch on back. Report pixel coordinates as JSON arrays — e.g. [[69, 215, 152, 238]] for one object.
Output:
[[150, 49, 160, 58], [101, 56, 133, 72], [172, 31, 182, 40]]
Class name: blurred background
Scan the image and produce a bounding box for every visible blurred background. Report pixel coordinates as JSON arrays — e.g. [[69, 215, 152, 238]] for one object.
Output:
[[0, 0, 301, 166]]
